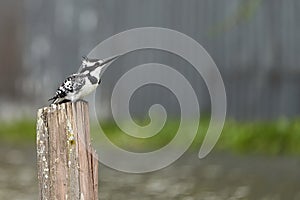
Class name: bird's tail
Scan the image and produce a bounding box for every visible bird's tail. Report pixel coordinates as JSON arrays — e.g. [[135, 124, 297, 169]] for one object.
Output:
[[48, 95, 58, 104]]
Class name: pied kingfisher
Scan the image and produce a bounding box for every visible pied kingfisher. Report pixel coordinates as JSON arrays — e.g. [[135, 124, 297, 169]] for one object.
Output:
[[49, 55, 121, 104]]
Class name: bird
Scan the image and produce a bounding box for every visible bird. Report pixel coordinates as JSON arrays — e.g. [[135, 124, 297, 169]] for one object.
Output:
[[48, 54, 121, 104]]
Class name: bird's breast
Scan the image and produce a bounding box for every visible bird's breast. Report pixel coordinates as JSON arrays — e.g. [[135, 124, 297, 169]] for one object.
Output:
[[78, 83, 98, 98]]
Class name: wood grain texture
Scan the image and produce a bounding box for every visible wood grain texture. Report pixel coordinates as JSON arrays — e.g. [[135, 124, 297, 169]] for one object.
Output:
[[36, 101, 98, 200]]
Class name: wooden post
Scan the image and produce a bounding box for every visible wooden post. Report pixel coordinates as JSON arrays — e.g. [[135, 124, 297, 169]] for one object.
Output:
[[36, 101, 98, 200]]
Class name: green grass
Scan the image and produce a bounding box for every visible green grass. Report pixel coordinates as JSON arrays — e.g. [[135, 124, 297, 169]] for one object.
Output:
[[1, 117, 300, 155], [0, 120, 36, 146], [219, 118, 300, 155]]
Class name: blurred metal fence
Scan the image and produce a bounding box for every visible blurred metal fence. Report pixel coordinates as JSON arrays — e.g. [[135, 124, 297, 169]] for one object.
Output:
[[0, 0, 299, 119]]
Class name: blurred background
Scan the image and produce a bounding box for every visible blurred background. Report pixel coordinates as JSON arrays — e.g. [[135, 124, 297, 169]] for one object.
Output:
[[0, 0, 300, 199]]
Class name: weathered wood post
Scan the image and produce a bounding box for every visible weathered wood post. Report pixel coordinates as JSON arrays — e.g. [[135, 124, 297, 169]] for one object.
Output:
[[36, 101, 98, 200]]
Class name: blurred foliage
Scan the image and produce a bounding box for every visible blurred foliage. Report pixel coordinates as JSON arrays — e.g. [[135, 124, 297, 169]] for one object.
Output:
[[97, 117, 300, 155], [94, 118, 181, 152], [1, 117, 300, 155], [0, 120, 35, 146], [219, 117, 300, 155]]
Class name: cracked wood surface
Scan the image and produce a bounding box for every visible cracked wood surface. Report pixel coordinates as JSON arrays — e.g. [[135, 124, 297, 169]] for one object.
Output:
[[36, 101, 98, 200]]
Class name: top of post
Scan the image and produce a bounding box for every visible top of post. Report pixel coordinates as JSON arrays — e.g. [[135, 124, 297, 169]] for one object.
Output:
[[38, 100, 89, 114]]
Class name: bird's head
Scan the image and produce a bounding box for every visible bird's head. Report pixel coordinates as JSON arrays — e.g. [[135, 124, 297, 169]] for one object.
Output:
[[81, 54, 122, 69], [81, 56, 101, 68]]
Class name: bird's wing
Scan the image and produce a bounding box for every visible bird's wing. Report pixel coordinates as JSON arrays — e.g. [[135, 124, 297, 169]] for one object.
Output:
[[48, 73, 86, 103], [69, 74, 86, 93]]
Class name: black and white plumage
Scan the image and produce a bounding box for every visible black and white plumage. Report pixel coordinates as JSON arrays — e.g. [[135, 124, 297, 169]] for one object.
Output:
[[49, 55, 121, 104]]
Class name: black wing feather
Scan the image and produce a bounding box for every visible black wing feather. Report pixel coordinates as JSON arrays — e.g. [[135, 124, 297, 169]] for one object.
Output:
[[48, 74, 86, 104]]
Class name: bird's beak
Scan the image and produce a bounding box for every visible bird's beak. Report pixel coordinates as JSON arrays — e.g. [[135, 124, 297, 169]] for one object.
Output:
[[98, 54, 122, 66]]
